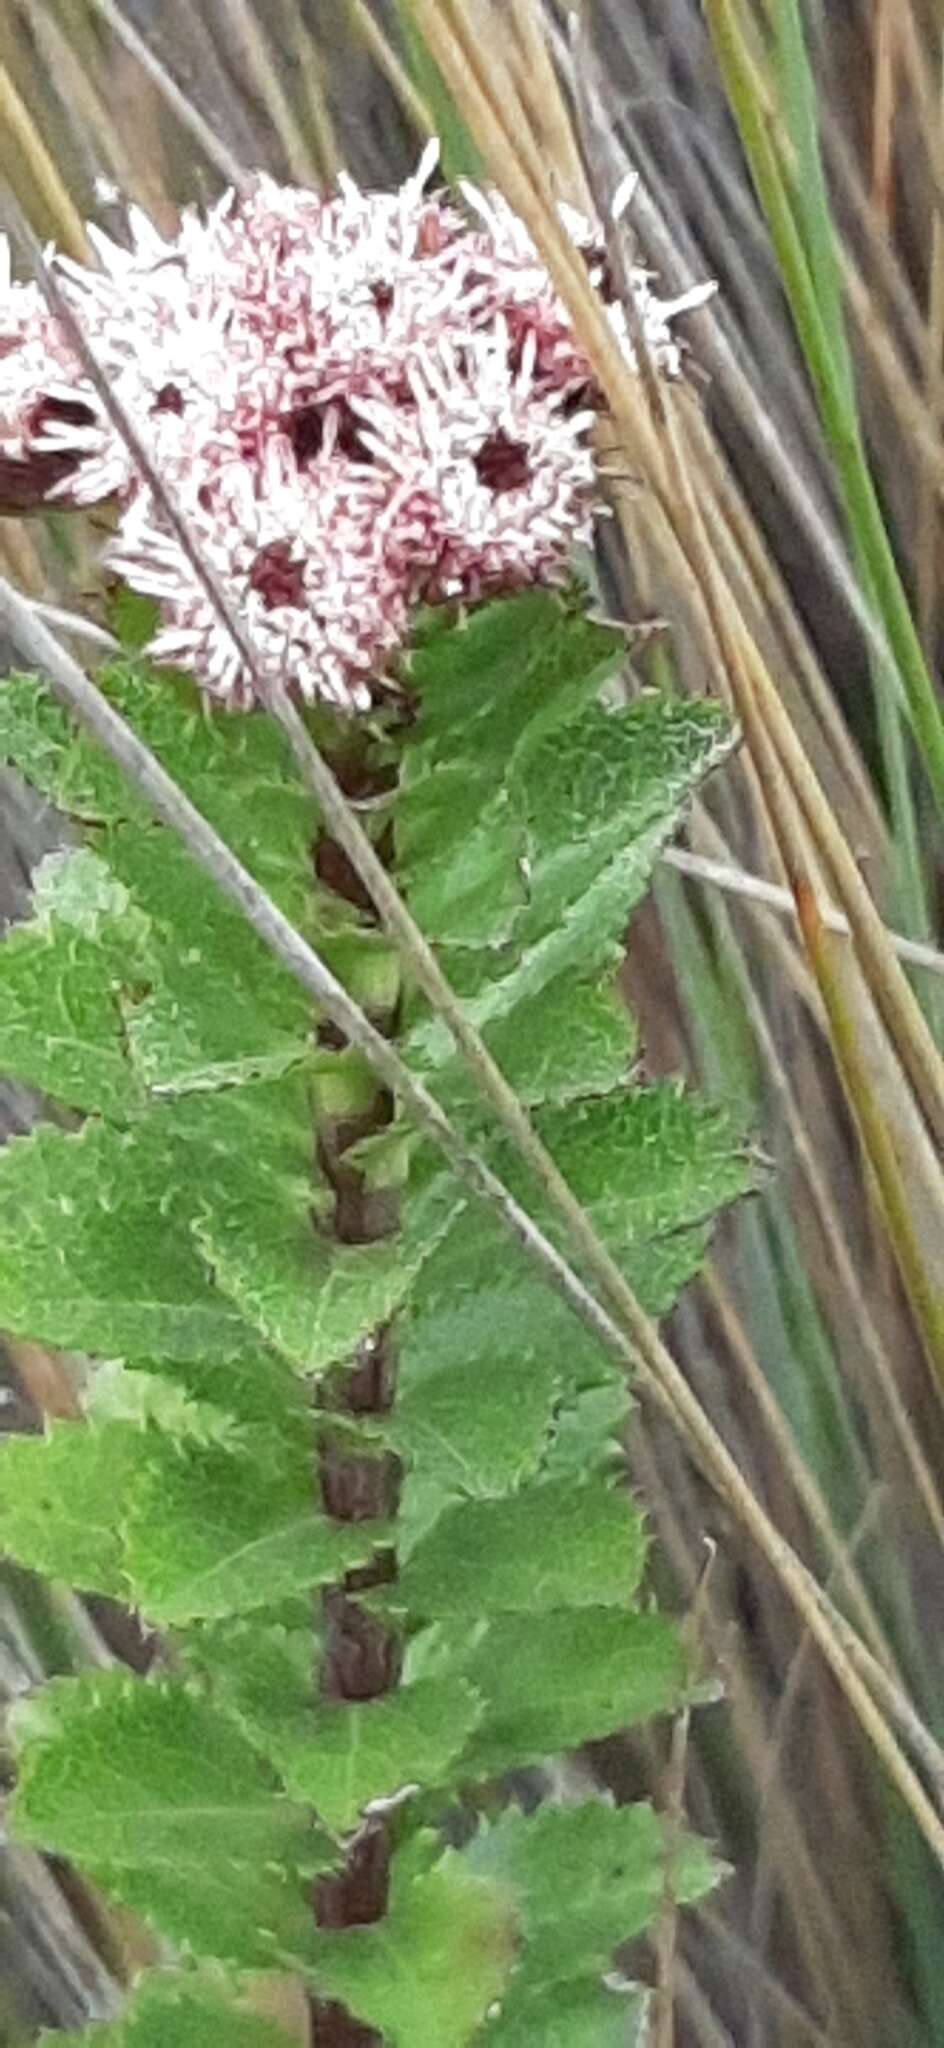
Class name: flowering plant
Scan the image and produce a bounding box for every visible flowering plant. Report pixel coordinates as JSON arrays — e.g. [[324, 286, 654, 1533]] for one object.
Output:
[[1, 146, 710, 708], [0, 155, 742, 2047]]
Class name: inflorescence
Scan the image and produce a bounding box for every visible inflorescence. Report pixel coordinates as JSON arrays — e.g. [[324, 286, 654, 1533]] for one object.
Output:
[[0, 149, 712, 712]]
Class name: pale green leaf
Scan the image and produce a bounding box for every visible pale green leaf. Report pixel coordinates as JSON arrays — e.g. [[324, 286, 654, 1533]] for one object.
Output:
[[0, 662, 316, 917], [0, 1422, 141, 1598], [408, 1610, 688, 1777], [462, 1800, 719, 1991], [480, 1980, 648, 2046], [273, 1678, 482, 1832], [0, 849, 152, 1114], [122, 1431, 384, 1624], [10, 1673, 328, 1969], [397, 1477, 646, 1618], [308, 1835, 516, 2045], [82, 1359, 241, 1447], [0, 1111, 251, 1360], [0, 671, 134, 823], [10, 1671, 313, 1865], [112, 828, 313, 1094], [49, 1972, 299, 2048], [109, 1348, 309, 1438]]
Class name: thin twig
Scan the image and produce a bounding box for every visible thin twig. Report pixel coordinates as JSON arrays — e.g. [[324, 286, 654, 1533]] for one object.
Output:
[[85, 0, 244, 186], [27, 600, 118, 651], [661, 844, 944, 979]]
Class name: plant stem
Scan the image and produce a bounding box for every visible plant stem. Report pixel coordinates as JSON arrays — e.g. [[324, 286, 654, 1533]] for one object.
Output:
[[308, 751, 401, 2048]]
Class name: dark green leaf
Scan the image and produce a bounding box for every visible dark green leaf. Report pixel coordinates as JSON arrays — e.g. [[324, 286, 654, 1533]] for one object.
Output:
[[195, 1125, 461, 1374], [397, 596, 624, 950]]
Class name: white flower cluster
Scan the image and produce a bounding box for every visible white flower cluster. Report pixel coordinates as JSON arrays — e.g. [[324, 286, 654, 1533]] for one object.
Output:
[[0, 149, 712, 712]]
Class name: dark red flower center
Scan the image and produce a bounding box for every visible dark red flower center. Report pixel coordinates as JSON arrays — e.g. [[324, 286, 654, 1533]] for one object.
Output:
[[248, 538, 306, 610], [473, 431, 531, 493], [153, 382, 184, 414], [287, 397, 372, 467]]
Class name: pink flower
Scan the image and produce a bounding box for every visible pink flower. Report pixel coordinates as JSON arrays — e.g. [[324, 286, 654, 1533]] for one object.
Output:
[[0, 151, 713, 712], [106, 437, 411, 713]]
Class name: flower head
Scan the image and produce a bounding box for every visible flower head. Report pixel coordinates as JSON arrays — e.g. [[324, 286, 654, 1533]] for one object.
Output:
[[0, 152, 713, 712]]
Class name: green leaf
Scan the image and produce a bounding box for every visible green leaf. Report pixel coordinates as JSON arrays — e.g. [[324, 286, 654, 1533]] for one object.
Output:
[[391, 1347, 563, 1553], [480, 1980, 648, 2047], [397, 596, 624, 951], [409, 1609, 688, 1778], [541, 1379, 629, 1479], [512, 697, 732, 955], [0, 849, 152, 1113], [10, 1671, 310, 1864], [274, 1678, 483, 1832], [0, 662, 316, 916], [0, 1068, 429, 1373], [308, 1835, 516, 2045], [476, 1086, 755, 1315], [0, 1422, 141, 1599], [397, 1477, 646, 1617], [113, 828, 313, 1094], [109, 1347, 309, 1438], [0, 1110, 251, 1361], [0, 666, 320, 1095], [462, 1800, 719, 1992], [400, 684, 732, 1101], [451, 976, 637, 1112], [183, 1621, 480, 1834], [196, 1132, 461, 1375], [122, 1431, 384, 1624], [0, 671, 134, 824], [391, 1193, 628, 1549], [10, 1672, 327, 1969], [50, 1972, 300, 2047], [82, 1359, 241, 1448]]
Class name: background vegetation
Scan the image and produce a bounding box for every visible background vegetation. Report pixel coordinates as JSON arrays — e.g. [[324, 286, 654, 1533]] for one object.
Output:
[[0, 2, 943, 2043]]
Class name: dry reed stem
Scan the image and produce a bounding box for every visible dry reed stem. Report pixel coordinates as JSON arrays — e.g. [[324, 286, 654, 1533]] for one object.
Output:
[[86, 0, 243, 184], [411, 0, 944, 1861], [662, 845, 944, 981], [344, 0, 436, 138], [222, 0, 321, 184], [0, 55, 89, 259], [418, 2, 944, 1161]]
